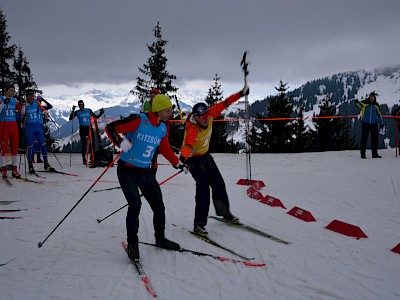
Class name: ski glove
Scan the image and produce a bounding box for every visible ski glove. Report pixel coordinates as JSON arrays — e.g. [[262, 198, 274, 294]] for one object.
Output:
[[3, 98, 10, 104], [240, 85, 250, 97], [174, 161, 189, 174], [119, 138, 132, 153]]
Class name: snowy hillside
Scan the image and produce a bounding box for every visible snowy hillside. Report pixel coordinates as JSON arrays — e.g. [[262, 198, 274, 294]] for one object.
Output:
[[0, 150, 399, 300]]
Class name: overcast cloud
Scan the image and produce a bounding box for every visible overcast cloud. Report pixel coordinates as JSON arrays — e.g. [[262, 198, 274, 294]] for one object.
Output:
[[1, 0, 399, 96]]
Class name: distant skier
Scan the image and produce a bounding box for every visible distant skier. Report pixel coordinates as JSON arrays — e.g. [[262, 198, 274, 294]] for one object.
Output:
[[355, 91, 384, 159], [24, 90, 55, 174], [179, 85, 249, 236], [69, 100, 104, 165], [34, 95, 53, 163], [0, 85, 25, 179]]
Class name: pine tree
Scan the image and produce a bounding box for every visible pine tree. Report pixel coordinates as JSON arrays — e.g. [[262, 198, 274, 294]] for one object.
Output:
[[13, 47, 41, 98], [247, 114, 269, 153], [0, 9, 17, 92], [293, 104, 313, 152], [312, 96, 354, 151], [134, 22, 177, 102], [204, 74, 223, 106], [266, 81, 295, 153], [203, 74, 231, 152]]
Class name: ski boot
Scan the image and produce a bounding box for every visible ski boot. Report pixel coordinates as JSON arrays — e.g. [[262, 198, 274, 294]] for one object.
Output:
[[127, 241, 140, 260], [223, 213, 240, 224], [12, 166, 21, 178], [29, 163, 35, 174], [44, 161, 55, 172], [193, 225, 208, 237], [1, 167, 7, 179]]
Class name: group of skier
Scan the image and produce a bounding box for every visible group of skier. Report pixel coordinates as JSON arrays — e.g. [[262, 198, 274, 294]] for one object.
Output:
[[105, 85, 249, 259], [0, 85, 55, 179]]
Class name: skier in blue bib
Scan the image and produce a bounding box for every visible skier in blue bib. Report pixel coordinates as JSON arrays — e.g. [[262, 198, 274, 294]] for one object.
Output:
[[24, 90, 55, 174], [105, 94, 188, 260], [69, 100, 104, 164]]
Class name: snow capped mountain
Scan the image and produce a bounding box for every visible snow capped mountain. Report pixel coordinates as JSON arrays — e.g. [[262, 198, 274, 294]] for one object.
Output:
[[44, 87, 261, 134], [44, 65, 400, 147]]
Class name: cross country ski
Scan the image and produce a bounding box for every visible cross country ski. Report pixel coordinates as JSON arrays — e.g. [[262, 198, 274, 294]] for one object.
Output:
[[139, 241, 266, 267], [38, 170, 78, 176], [2, 177, 13, 186], [209, 216, 290, 244], [0, 209, 28, 213], [190, 230, 254, 260], [121, 242, 157, 297]]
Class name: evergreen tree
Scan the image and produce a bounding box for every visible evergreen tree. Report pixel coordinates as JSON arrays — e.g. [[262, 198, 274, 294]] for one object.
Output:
[[247, 114, 269, 153], [0, 9, 17, 93], [203, 74, 230, 152], [266, 81, 295, 152], [204, 74, 223, 106], [292, 104, 313, 152], [13, 47, 41, 98], [312, 96, 354, 151], [134, 22, 178, 102]]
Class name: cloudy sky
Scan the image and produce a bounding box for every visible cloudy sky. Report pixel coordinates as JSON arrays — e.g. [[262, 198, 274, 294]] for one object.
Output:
[[1, 0, 399, 97]]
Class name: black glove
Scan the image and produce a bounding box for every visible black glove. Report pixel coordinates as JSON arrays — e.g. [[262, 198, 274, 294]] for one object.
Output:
[[100, 108, 105, 115], [239, 85, 250, 97], [3, 98, 10, 104], [19, 98, 26, 105], [179, 156, 186, 163], [72, 105, 76, 110], [174, 160, 188, 173]]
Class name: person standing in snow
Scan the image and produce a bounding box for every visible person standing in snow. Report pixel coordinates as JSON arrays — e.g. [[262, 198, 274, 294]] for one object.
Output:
[[179, 85, 249, 236], [105, 94, 187, 260], [24, 90, 55, 174], [34, 95, 53, 163], [355, 91, 384, 159], [69, 100, 104, 165], [0, 85, 25, 179]]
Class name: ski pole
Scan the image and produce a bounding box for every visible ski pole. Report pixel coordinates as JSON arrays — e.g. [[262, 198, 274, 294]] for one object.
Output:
[[240, 51, 252, 183], [96, 169, 184, 223], [93, 186, 122, 193], [37, 152, 122, 248], [172, 95, 184, 124], [52, 152, 63, 169], [69, 108, 75, 167]]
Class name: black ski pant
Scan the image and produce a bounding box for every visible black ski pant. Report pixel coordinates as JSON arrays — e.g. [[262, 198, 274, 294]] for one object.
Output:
[[79, 125, 90, 161], [360, 122, 379, 156], [187, 153, 230, 228], [117, 160, 166, 244]]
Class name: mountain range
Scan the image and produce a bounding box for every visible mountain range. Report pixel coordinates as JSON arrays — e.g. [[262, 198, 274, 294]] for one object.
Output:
[[43, 65, 400, 150]]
